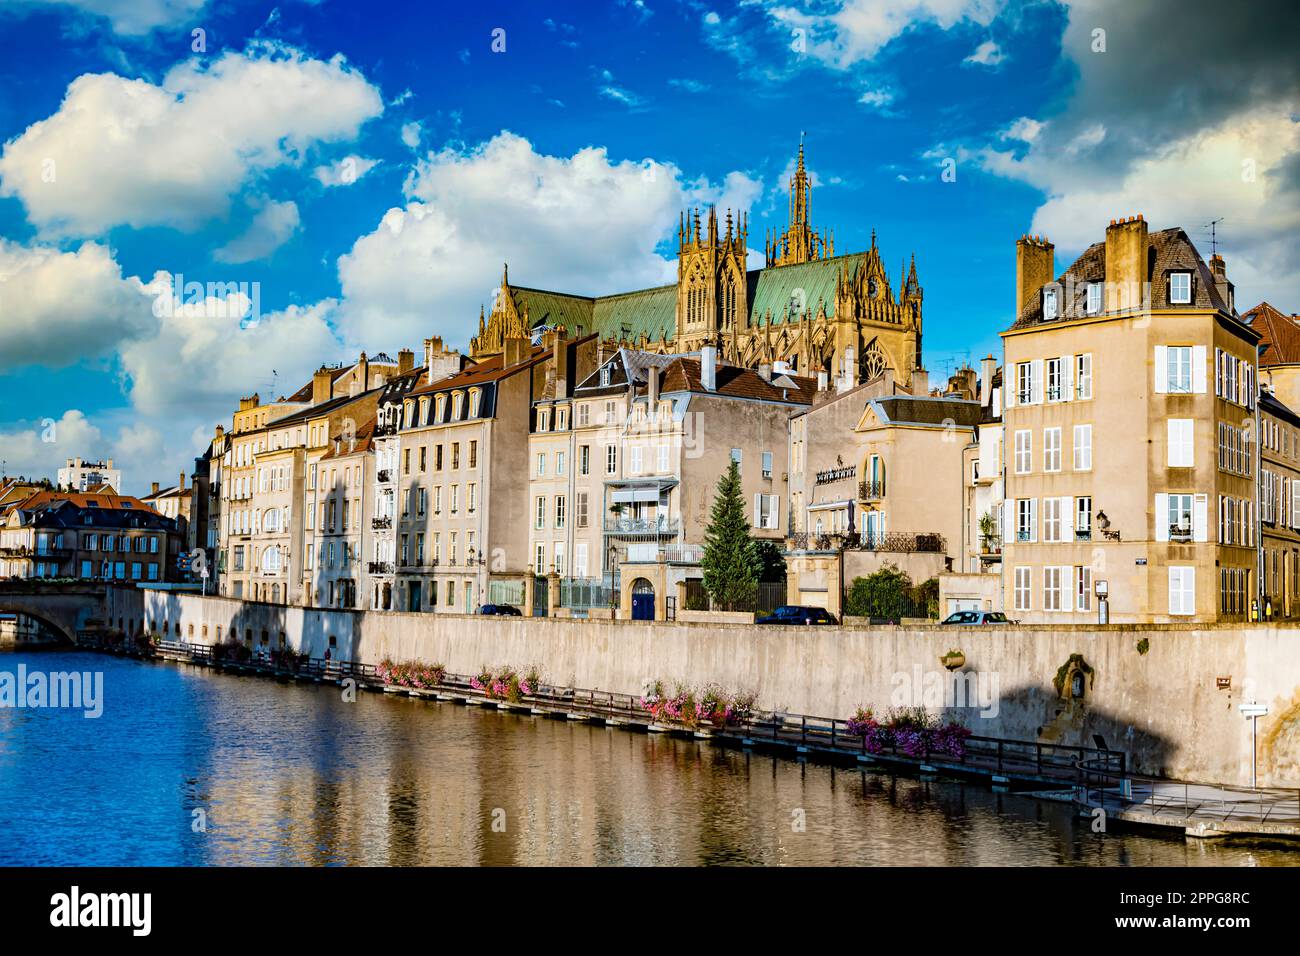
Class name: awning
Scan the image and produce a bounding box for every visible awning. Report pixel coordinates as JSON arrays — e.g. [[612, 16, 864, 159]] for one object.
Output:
[[611, 488, 662, 503], [806, 499, 853, 512]]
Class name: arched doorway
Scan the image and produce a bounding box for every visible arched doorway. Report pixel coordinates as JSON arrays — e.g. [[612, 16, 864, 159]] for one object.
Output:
[[631, 578, 655, 621]]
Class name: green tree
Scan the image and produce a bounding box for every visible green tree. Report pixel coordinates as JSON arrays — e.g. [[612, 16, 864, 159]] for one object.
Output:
[[844, 564, 912, 620], [753, 539, 788, 583], [701, 459, 762, 610]]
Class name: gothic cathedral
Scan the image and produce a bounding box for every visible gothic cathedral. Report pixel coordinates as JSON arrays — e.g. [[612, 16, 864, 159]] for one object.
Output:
[[471, 141, 924, 389]]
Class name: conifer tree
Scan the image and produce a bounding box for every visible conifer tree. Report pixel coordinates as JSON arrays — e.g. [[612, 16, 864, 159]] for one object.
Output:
[[701, 459, 762, 610]]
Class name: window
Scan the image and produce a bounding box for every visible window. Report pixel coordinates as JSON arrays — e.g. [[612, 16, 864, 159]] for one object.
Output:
[[1169, 272, 1192, 305], [534, 543, 546, 575], [469, 440, 477, 468], [1086, 282, 1102, 315], [1169, 566, 1195, 615], [556, 451, 566, 476], [576, 492, 589, 528], [657, 444, 670, 473], [1016, 362, 1033, 405], [1073, 424, 1092, 470], [452, 443, 460, 469], [762, 451, 773, 479], [1015, 498, 1037, 542], [1045, 357, 1063, 402], [535, 496, 545, 530], [1014, 430, 1032, 474], [1167, 493, 1194, 541], [730, 448, 742, 465], [1043, 566, 1064, 611], [468, 483, 477, 514], [1166, 346, 1193, 393], [1168, 419, 1194, 467], [450, 485, 459, 514], [1075, 353, 1092, 400], [754, 494, 779, 530], [555, 495, 566, 529], [1044, 428, 1061, 472], [605, 445, 617, 475], [1043, 288, 1059, 321], [630, 446, 643, 474], [1043, 497, 1063, 542], [1014, 567, 1032, 611], [1076, 497, 1092, 540], [536, 452, 546, 477], [1076, 566, 1092, 611], [579, 445, 590, 476]]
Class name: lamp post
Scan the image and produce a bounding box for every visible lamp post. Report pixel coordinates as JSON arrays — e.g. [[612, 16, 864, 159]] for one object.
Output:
[[608, 543, 618, 614]]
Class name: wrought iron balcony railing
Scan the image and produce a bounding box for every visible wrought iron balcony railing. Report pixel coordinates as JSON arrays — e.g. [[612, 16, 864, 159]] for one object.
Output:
[[858, 479, 885, 500], [371, 516, 392, 530]]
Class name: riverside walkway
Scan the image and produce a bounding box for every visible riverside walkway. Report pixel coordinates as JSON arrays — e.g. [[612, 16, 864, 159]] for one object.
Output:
[[83, 635, 1300, 842]]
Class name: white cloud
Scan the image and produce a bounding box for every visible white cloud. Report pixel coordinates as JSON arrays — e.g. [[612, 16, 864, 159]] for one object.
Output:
[[0, 0, 207, 36], [0, 410, 102, 481], [963, 39, 1004, 67], [0, 43, 383, 237], [767, 0, 1006, 68], [333, 132, 761, 352], [858, 88, 895, 110], [1000, 116, 1043, 143], [400, 121, 423, 149], [0, 239, 157, 367], [213, 199, 300, 263], [313, 154, 380, 187]]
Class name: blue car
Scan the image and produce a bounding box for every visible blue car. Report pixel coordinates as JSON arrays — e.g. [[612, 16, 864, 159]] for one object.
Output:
[[757, 605, 837, 625]]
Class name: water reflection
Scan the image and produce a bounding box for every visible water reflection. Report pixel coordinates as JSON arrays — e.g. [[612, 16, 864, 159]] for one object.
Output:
[[0, 650, 1296, 866]]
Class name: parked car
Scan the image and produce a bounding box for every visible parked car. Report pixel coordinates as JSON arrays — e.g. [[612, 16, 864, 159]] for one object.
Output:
[[940, 610, 1013, 625], [756, 605, 838, 625], [478, 604, 522, 616]]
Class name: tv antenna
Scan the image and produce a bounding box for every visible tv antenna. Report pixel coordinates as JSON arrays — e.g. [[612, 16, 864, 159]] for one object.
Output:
[[1205, 218, 1224, 257]]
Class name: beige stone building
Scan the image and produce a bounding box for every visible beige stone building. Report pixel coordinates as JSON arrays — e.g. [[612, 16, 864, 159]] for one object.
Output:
[[1000, 216, 1257, 624], [530, 344, 814, 619], [304, 417, 376, 609]]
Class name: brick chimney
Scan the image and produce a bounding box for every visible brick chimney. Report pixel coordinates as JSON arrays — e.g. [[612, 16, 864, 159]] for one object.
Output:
[[552, 327, 570, 399], [980, 354, 996, 407], [1210, 253, 1234, 312], [151, 482, 160, 496], [312, 367, 333, 405], [700, 345, 717, 391], [1103, 214, 1149, 312], [504, 335, 529, 368], [647, 364, 660, 407], [912, 368, 929, 397], [398, 348, 415, 375], [1015, 234, 1055, 316], [357, 351, 369, 390]]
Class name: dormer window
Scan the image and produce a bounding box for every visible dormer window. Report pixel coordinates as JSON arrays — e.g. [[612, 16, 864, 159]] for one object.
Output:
[[600, 366, 612, 387], [435, 394, 446, 421], [469, 388, 481, 417], [1086, 282, 1102, 315], [452, 391, 464, 419], [1170, 272, 1192, 305], [1043, 288, 1059, 321]]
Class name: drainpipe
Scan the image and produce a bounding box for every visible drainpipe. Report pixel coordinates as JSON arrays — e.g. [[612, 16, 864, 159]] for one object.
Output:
[[1255, 343, 1263, 616]]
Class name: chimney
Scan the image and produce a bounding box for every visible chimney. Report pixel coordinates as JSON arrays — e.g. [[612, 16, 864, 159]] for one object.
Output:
[[647, 364, 660, 408], [1103, 214, 1148, 312], [838, 347, 857, 393], [700, 345, 717, 392], [179, 471, 186, 492], [312, 366, 333, 405], [817, 369, 828, 392], [357, 351, 369, 390], [214, 424, 224, 441], [758, 362, 772, 382], [398, 348, 415, 375], [151, 482, 160, 496], [504, 336, 529, 368], [980, 354, 996, 407], [912, 368, 929, 397], [1210, 253, 1234, 312], [553, 327, 570, 399], [1015, 234, 1055, 316]]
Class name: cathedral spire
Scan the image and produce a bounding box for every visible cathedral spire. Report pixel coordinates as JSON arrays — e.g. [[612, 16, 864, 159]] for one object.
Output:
[[767, 136, 835, 268]]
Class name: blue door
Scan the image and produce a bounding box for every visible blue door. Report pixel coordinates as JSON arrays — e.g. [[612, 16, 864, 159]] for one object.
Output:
[[631, 579, 655, 620]]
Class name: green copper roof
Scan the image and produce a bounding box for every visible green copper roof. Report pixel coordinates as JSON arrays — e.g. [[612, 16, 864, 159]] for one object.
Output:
[[748, 252, 865, 326], [592, 284, 677, 342], [510, 287, 594, 331]]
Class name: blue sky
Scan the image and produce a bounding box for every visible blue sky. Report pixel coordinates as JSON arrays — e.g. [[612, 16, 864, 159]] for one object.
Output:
[[0, 0, 1295, 492]]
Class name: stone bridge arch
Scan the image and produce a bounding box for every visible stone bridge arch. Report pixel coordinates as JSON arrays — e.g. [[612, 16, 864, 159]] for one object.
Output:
[[0, 583, 139, 645]]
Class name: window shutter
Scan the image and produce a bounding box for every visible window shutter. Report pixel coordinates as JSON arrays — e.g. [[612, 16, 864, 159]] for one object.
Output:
[[1191, 345, 1207, 393], [1155, 493, 1169, 541], [1154, 346, 1168, 393], [1062, 497, 1074, 537], [1168, 569, 1180, 615], [771, 495, 781, 530], [1030, 359, 1044, 404], [1029, 498, 1039, 542], [1062, 566, 1074, 612], [753, 494, 761, 526], [1193, 494, 1208, 542], [1061, 357, 1073, 402]]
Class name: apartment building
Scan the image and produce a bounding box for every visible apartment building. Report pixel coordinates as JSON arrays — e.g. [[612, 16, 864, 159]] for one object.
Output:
[[1000, 216, 1258, 624], [57, 458, 121, 493], [0, 491, 180, 582], [304, 417, 375, 609], [219, 352, 402, 602], [393, 339, 550, 614], [532, 344, 815, 619]]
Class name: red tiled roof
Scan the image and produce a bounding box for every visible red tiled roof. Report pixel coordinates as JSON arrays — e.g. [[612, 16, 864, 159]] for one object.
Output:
[[658, 358, 817, 404], [12, 491, 152, 512], [407, 345, 549, 396], [1245, 301, 1300, 366], [320, 416, 377, 459]]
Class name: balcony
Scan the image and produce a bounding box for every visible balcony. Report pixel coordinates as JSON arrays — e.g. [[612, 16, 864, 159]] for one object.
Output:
[[377, 469, 392, 483], [603, 516, 680, 536], [858, 479, 885, 500], [787, 531, 946, 554], [1169, 524, 1193, 543], [624, 542, 704, 564], [371, 516, 393, 530], [367, 561, 395, 575], [1075, 529, 1092, 541]]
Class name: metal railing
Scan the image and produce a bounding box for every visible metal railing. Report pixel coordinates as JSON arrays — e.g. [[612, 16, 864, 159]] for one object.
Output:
[[367, 561, 394, 574], [371, 516, 392, 530], [858, 480, 885, 500], [603, 516, 680, 535]]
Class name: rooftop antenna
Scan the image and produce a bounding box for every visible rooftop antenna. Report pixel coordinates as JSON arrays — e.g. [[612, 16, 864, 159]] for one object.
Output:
[[1205, 218, 1224, 257]]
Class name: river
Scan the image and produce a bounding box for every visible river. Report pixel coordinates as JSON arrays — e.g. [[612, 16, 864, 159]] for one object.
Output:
[[0, 649, 1295, 866]]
